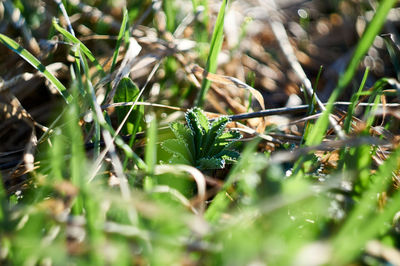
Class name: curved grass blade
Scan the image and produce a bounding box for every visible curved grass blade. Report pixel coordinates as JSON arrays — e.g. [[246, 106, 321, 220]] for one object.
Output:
[[52, 18, 105, 76], [0, 33, 72, 103]]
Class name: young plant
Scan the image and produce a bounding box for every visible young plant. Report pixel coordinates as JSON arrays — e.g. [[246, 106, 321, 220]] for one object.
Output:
[[162, 108, 241, 170]]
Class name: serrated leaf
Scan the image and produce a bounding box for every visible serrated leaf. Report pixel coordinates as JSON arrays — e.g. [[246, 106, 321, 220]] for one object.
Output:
[[114, 77, 143, 135], [210, 130, 242, 155], [202, 116, 230, 157], [169, 155, 191, 165], [170, 122, 195, 155], [162, 139, 193, 164], [217, 150, 240, 163], [198, 157, 225, 170], [193, 107, 210, 132], [185, 109, 204, 153], [164, 108, 241, 170]]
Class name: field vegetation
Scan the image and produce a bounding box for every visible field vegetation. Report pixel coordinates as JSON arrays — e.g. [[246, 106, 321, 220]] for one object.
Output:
[[1, 0, 400, 265]]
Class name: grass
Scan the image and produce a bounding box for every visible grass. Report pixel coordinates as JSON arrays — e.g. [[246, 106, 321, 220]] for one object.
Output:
[[195, 0, 227, 107], [1, 0, 400, 265]]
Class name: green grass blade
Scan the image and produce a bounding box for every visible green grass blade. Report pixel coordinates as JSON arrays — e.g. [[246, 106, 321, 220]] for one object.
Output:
[[343, 68, 369, 133], [52, 18, 105, 76], [67, 89, 86, 214], [110, 8, 129, 74], [337, 0, 397, 91], [305, 0, 396, 145], [195, 0, 228, 107], [144, 114, 157, 190], [164, 0, 176, 32], [0, 33, 72, 103]]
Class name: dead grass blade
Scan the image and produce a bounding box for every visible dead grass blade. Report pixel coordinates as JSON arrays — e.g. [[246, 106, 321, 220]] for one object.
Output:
[[102, 101, 185, 112], [154, 164, 206, 214], [150, 185, 199, 214], [191, 64, 265, 110]]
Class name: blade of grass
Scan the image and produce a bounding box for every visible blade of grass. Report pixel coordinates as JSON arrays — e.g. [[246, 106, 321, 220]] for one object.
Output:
[[343, 68, 370, 133], [54, 0, 75, 35], [144, 114, 157, 191], [306, 0, 397, 145], [0, 33, 71, 103], [110, 8, 129, 74], [52, 18, 105, 76], [164, 0, 176, 32], [195, 0, 228, 107], [66, 86, 85, 214]]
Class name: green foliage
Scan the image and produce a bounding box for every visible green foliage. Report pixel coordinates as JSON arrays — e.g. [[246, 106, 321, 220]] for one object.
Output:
[[52, 18, 105, 77], [1, 0, 400, 265], [114, 77, 144, 135], [162, 107, 241, 170]]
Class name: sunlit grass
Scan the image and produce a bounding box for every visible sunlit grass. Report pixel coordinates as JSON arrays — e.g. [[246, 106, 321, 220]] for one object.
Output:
[[0, 0, 399, 265]]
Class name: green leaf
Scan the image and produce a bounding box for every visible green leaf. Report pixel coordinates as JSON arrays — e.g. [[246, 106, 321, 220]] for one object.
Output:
[[202, 116, 229, 157], [217, 149, 240, 163], [114, 77, 143, 135], [197, 157, 225, 170], [210, 130, 242, 155], [193, 107, 210, 132], [164, 108, 240, 170], [343, 68, 369, 133], [169, 155, 192, 165], [170, 122, 195, 155], [185, 108, 205, 154], [0, 33, 72, 103], [162, 139, 193, 164], [382, 34, 400, 80]]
